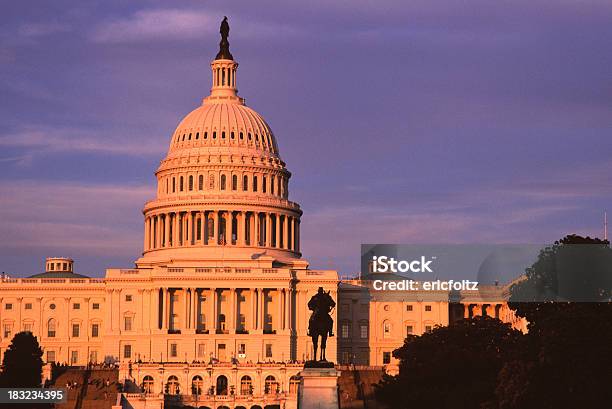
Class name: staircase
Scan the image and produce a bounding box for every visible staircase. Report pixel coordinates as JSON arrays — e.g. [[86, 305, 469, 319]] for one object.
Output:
[[338, 367, 386, 409], [51, 368, 119, 409]]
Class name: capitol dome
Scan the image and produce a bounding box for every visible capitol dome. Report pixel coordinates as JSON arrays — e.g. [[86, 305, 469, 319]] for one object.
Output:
[[136, 23, 302, 268]]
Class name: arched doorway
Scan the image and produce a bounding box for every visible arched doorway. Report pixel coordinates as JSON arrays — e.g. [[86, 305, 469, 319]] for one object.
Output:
[[191, 375, 203, 395], [264, 375, 278, 394], [216, 375, 228, 395], [240, 375, 252, 395], [142, 375, 154, 394], [166, 375, 180, 395]]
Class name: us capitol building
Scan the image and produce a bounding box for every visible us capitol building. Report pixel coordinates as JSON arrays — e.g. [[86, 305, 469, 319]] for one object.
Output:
[[0, 20, 525, 409]]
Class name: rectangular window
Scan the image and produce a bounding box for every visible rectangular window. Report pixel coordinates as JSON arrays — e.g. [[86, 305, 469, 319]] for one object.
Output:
[[197, 343, 206, 358], [73, 303, 80, 310], [360, 324, 368, 339], [4, 324, 13, 338], [90, 351, 98, 363], [383, 322, 391, 338], [71, 351, 79, 365], [425, 305, 432, 312], [265, 343, 273, 358], [170, 343, 177, 358], [72, 324, 80, 337], [5, 304, 12, 310], [25, 303, 32, 310], [238, 343, 246, 355], [125, 295, 133, 302], [406, 305, 413, 311], [92, 303, 100, 310], [406, 325, 414, 335], [23, 323, 33, 332], [425, 325, 433, 333], [47, 351, 56, 363], [91, 324, 99, 338], [341, 323, 350, 338], [383, 351, 391, 365], [124, 345, 132, 359], [124, 316, 133, 331]]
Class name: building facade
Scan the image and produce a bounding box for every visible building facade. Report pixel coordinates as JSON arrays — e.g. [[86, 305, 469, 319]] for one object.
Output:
[[0, 23, 526, 409]]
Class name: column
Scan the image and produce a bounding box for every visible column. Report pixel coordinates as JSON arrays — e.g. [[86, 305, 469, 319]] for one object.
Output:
[[265, 213, 272, 247], [259, 288, 265, 331], [229, 289, 236, 333], [213, 211, 219, 245], [276, 290, 283, 332], [162, 288, 168, 331], [144, 217, 150, 250], [286, 288, 293, 331], [275, 214, 281, 248], [208, 289, 217, 332], [151, 289, 159, 331], [187, 211, 193, 246], [283, 215, 289, 249], [251, 289, 257, 332], [254, 212, 260, 246], [200, 212, 205, 245], [296, 220, 300, 252], [238, 212, 246, 246], [192, 288, 198, 330], [287, 216, 293, 250], [183, 288, 189, 330], [164, 214, 170, 247], [137, 290, 144, 331], [172, 212, 179, 247], [225, 211, 232, 245]]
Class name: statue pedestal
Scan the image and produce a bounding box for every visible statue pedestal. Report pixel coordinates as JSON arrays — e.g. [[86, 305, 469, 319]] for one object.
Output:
[[298, 366, 340, 409]]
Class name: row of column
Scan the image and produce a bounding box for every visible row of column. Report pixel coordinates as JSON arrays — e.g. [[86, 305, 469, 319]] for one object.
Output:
[[155, 288, 293, 334], [144, 210, 300, 252]]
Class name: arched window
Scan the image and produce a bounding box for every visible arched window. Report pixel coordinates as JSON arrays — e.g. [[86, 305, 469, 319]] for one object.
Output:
[[47, 318, 56, 338], [220, 175, 226, 190], [143, 375, 154, 394], [180, 176, 184, 192], [289, 376, 300, 395], [222, 131, 226, 139], [216, 375, 228, 395], [239, 132, 244, 140], [243, 175, 248, 191], [166, 375, 180, 395], [264, 375, 278, 394], [231, 131, 235, 139], [253, 176, 258, 192], [172, 177, 176, 193], [189, 175, 193, 191], [192, 375, 203, 395], [240, 375, 252, 395], [232, 175, 237, 190], [262, 176, 267, 193], [198, 175, 204, 190], [383, 321, 391, 338]]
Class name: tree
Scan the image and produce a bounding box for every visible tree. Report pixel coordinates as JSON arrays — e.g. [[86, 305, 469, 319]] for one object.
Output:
[[498, 235, 612, 409], [375, 317, 523, 409], [0, 331, 44, 387]]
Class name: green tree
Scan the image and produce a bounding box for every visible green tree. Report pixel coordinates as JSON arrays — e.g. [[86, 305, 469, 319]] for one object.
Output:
[[0, 331, 44, 387], [375, 317, 523, 409]]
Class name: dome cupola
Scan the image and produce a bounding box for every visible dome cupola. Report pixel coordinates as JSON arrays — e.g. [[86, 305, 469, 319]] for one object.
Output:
[[137, 17, 302, 268]]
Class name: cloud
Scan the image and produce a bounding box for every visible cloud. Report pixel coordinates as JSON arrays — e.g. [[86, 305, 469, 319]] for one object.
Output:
[[89, 8, 304, 44], [90, 9, 216, 43], [0, 126, 167, 156], [0, 181, 152, 256], [18, 22, 70, 38]]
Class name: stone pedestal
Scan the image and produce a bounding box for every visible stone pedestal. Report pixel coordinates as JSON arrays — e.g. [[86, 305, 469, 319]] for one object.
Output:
[[298, 367, 340, 409]]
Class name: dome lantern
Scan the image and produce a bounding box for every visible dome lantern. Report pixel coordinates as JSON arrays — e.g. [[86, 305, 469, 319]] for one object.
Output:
[[209, 17, 239, 101]]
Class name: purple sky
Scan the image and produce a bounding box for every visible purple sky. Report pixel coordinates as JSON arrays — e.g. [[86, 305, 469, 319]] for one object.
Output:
[[1, 1, 611, 278]]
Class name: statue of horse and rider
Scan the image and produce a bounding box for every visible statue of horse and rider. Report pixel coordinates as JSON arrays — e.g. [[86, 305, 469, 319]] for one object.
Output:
[[307, 287, 335, 362]]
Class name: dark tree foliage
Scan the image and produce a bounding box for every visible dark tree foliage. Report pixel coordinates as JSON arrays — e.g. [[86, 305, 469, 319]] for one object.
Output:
[[0, 331, 43, 388], [375, 317, 522, 409], [500, 235, 612, 409]]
